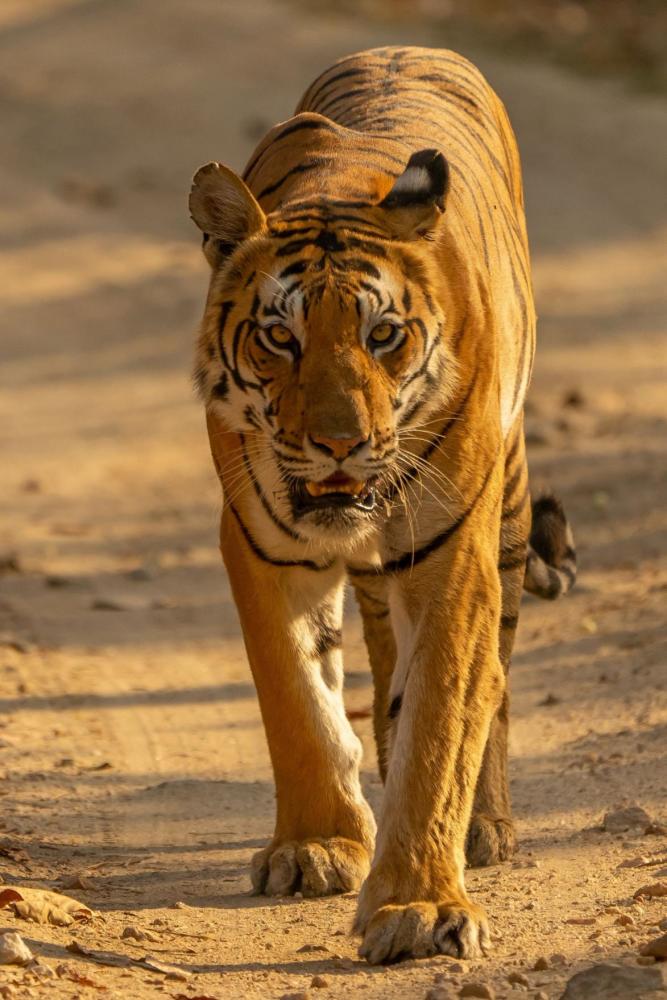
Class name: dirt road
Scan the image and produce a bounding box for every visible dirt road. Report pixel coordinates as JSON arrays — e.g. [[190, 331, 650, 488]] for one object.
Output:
[[1, 2, 666, 997]]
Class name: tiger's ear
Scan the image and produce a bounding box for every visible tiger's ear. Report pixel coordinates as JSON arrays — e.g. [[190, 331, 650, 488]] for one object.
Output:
[[379, 148, 449, 240], [189, 161, 266, 265]]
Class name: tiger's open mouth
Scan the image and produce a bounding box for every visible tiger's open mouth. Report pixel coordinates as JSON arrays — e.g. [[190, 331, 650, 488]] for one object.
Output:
[[291, 472, 377, 515]]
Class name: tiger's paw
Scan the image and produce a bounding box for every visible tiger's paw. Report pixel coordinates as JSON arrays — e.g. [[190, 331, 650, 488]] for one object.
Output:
[[466, 813, 515, 867], [250, 836, 370, 897], [356, 899, 490, 965]]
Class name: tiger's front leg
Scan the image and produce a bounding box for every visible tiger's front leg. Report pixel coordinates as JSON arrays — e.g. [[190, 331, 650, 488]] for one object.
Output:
[[221, 505, 376, 897], [355, 502, 504, 963]]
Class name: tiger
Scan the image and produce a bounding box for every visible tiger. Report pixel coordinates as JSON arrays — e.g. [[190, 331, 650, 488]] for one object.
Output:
[[188, 45, 576, 965]]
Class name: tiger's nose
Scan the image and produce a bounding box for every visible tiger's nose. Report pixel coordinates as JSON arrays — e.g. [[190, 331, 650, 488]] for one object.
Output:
[[309, 433, 369, 461]]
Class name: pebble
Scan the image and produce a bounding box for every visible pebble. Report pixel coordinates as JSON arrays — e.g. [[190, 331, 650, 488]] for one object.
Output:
[[458, 984, 495, 999], [507, 971, 529, 986], [614, 914, 634, 926], [535, 993, 548, 1000], [532, 956, 549, 971], [310, 976, 329, 989], [560, 962, 666, 998], [603, 804, 652, 833], [645, 823, 667, 836], [0, 933, 33, 966], [640, 932, 667, 959]]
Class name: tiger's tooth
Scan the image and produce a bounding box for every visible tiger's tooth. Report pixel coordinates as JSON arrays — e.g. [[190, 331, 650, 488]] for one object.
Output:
[[305, 478, 367, 497]]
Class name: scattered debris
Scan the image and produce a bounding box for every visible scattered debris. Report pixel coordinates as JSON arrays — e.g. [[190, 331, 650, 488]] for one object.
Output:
[[560, 962, 667, 997], [0, 886, 92, 926], [603, 804, 652, 833], [0, 932, 33, 965]]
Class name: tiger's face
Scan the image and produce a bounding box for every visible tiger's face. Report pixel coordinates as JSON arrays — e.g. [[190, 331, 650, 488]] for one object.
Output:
[[190, 153, 458, 542]]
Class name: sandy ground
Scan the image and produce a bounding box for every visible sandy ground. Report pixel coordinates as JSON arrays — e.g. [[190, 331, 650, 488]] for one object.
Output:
[[1, 1, 667, 998]]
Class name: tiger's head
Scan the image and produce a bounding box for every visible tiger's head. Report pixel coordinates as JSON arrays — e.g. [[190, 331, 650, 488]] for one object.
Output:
[[190, 149, 461, 545]]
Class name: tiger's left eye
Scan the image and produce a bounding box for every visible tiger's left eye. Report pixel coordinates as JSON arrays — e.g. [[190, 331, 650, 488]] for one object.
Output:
[[368, 323, 403, 352]]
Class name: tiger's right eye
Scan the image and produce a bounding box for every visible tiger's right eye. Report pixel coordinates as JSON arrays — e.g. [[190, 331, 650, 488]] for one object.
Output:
[[262, 325, 300, 357]]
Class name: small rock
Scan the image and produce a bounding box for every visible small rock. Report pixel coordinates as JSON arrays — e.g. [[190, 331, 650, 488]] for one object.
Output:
[[563, 388, 585, 408], [310, 976, 329, 989], [442, 962, 466, 974], [280, 994, 311, 1000], [297, 944, 328, 954], [603, 804, 652, 833], [636, 955, 657, 966], [121, 925, 159, 943], [550, 953, 567, 966], [646, 823, 667, 836], [539, 693, 561, 707], [125, 567, 152, 582], [560, 962, 666, 998], [27, 961, 55, 979], [507, 971, 529, 986], [0, 553, 21, 574], [458, 984, 495, 999], [169, 901, 189, 909], [641, 932, 667, 960], [565, 917, 596, 925], [615, 914, 635, 926], [535, 993, 548, 1000], [0, 932, 33, 965], [59, 874, 95, 891], [533, 956, 549, 971]]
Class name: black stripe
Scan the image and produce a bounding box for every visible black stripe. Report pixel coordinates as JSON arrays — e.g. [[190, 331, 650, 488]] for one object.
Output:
[[228, 502, 334, 572], [389, 694, 402, 719], [257, 158, 330, 202], [500, 613, 519, 630]]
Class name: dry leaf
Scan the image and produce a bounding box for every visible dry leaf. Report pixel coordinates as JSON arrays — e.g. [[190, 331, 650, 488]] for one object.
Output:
[[0, 886, 92, 926]]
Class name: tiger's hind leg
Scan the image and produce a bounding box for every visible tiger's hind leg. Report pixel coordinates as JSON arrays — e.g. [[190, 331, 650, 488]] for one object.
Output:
[[351, 574, 396, 782], [466, 422, 531, 867]]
